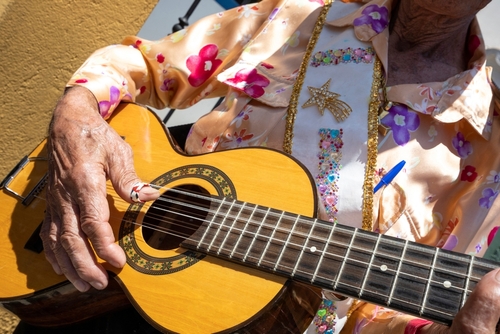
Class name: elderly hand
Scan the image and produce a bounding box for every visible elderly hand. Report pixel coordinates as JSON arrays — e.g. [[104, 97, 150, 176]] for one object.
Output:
[[40, 86, 159, 292], [418, 268, 500, 334]]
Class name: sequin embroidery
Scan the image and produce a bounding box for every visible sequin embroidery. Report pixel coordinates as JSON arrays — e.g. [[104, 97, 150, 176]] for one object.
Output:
[[316, 128, 343, 222], [314, 298, 337, 333], [310, 47, 375, 67]]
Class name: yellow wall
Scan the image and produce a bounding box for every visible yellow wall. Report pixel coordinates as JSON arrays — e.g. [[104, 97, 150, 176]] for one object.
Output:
[[0, 0, 158, 178]]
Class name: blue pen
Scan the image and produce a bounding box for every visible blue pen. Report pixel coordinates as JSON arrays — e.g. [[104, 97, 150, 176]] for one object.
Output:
[[374, 160, 406, 193]]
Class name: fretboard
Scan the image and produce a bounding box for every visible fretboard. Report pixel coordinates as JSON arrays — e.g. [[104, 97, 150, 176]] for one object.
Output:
[[181, 197, 499, 325]]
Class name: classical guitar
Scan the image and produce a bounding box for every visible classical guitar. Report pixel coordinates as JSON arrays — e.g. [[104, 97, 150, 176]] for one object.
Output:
[[0, 103, 498, 333]]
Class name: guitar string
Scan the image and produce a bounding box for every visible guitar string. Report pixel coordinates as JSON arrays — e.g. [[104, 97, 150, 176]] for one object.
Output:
[[33, 187, 491, 315], [119, 187, 490, 296], [117, 190, 474, 319], [35, 186, 491, 291]]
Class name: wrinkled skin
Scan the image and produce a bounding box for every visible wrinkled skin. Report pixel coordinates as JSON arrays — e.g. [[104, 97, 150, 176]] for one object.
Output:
[[41, 0, 499, 332], [387, 0, 491, 85], [41, 86, 159, 292]]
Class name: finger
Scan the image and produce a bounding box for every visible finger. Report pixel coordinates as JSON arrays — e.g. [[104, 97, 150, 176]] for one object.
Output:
[[106, 140, 160, 203], [452, 268, 500, 333], [40, 209, 62, 275], [77, 172, 127, 271], [58, 198, 110, 291]]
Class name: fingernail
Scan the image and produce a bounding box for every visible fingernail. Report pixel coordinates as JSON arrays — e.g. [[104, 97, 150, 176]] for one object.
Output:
[[53, 264, 63, 276], [92, 281, 105, 290], [74, 280, 89, 292]]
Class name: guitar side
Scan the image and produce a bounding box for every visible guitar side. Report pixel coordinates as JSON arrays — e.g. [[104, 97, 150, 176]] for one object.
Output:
[[0, 103, 322, 333]]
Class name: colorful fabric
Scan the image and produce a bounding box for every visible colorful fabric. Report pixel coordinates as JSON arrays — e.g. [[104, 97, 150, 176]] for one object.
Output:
[[66, 0, 500, 333]]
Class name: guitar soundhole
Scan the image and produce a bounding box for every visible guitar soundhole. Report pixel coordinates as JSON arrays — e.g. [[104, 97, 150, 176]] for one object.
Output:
[[142, 184, 211, 250]]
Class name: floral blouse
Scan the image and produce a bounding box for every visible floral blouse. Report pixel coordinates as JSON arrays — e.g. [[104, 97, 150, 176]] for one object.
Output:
[[67, 0, 500, 333]]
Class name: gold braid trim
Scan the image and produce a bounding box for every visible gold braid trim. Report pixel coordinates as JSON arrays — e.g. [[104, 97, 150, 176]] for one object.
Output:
[[361, 57, 382, 232], [347, 58, 383, 319], [283, 2, 383, 318], [283, 1, 332, 154]]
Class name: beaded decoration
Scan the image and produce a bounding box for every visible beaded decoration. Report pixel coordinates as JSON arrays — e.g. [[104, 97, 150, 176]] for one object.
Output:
[[310, 47, 375, 67], [313, 298, 338, 333], [316, 128, 343, 222]]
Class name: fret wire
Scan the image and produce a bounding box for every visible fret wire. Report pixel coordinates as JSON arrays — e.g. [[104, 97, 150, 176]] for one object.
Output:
[[358, 233, 382, 298], [333, 228, 357, 290], [273, 214, 300, 273], [311, 219, 336, 283], [243, 207, 271, 263], [217, 201, 246, 255], [197, 197, 226, 250], [207, 199, 236, 252], [291, 216, 315, 276], [229, 204, 258, 258], [258, 211, 285, 266], [167, 191, 484, 295], [461, 255, 474, 308], [420, 247, 439, 316], [387, 239, 408, 305]]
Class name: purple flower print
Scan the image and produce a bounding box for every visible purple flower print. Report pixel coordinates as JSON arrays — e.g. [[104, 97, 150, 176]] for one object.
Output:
[[160, 78, 176, 92], [479, 188, 499, 209], [452, 132, 473, 158], [353, 5, 389, 34], [442, 235, 458, 251], [380, 104, 420, 146], [98, 85, 120, 118]]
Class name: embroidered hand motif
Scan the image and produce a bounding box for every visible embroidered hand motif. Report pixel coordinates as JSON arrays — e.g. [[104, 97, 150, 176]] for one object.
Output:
[[302, 79, 352, 122]]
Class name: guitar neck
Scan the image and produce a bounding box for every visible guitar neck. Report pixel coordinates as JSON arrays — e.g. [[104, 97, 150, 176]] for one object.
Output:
[[181, 196, 498, 325]]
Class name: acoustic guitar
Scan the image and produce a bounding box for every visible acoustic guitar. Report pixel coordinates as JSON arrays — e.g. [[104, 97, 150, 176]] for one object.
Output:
[[0, 103, 498, 333]]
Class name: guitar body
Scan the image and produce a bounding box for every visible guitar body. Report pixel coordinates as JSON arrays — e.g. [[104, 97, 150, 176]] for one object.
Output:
[[0, 104, 322, 333]]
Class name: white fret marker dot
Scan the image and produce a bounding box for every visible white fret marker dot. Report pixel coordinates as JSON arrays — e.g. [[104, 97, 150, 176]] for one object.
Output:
[[310, 246, 317, 253], [380, 265, 388, 272], [443, 281, 452, 288]]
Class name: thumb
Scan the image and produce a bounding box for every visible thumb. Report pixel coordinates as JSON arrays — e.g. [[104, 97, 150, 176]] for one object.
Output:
[[451, 268, 500, 333]]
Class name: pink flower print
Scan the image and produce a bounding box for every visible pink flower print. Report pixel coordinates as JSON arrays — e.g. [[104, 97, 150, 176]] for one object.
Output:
[[260, 62, 274, 69], [380, 104, 420, 146], [460, 165, 477, 182], [468, 35, 481, 55], [353, 4, 389, 34], [452, 132, 473, 158], [98, 85, 120, 118], [75, 78, 88, 84], [479, 188, 499, 209], [488, 226, 499, 246], [225, 68, 270, 98], [156, 53, 165, 64], [186, 44, 222, 87]]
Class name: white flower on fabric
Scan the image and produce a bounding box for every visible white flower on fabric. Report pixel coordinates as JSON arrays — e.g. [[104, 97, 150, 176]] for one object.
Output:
[[428, 125, 438, 142], [204, 60, 213, 72], [394, 114, 406, 126]]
